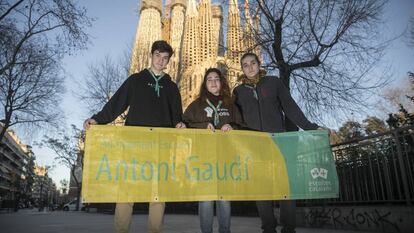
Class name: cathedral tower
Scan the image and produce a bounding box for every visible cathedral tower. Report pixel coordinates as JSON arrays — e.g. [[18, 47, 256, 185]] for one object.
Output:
[[129, 0, 162, 75], [161, 0, 172, 43], [226, 0, 244, 64], [243, 0, 255, 51], [181, 0, 199, 69], [225, 0, 244, 88], [166, 0, 187, 82], [198, 0, 215, 62], [128, 0, 260, 107], [243, 0, 261, 56], [212, 5, 224, 57]]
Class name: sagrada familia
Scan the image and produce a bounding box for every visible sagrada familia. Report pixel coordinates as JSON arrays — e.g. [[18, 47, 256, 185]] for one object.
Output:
[[129, 0, 260, 107]]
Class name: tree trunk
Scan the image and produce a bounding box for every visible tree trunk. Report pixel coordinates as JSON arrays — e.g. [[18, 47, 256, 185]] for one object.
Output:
[[75, 183, 82, 211], [72, 166, 82, 211], [279, 71, 291, 89]]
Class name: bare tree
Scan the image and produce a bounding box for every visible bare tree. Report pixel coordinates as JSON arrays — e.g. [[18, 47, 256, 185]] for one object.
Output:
[[0, 39, 65, 140], [41, 125, 84, 211], [76, 54, 129, 115], [242, 0, 390, 122], [0, 0, 92, 141]]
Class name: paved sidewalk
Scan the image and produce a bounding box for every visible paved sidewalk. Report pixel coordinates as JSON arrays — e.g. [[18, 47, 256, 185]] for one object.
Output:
[[0, 209, 374, 233]]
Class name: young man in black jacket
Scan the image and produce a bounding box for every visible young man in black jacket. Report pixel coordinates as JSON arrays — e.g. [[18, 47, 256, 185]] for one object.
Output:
[[84, 40, 185, 233], [233, 52, 320, 233]]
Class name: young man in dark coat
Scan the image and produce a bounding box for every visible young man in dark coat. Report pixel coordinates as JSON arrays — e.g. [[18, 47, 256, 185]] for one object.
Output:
[[83, 40, 186, 233], [233, 52, 321, 233]]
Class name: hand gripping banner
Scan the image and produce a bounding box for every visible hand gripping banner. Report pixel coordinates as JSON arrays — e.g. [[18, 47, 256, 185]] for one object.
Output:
[[82, 125, 339, 202]]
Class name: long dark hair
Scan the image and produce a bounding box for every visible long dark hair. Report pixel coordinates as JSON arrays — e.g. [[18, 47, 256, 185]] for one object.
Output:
[[198, 68, 232, 105]]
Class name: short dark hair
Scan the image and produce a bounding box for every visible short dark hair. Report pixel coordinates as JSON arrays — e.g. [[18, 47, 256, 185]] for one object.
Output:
[[198, 68, 232, 105], [240, 52, 261, 66], [151, 40, 173, 58]]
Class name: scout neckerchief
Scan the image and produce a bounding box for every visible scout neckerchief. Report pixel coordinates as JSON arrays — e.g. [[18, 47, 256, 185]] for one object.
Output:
[[244, 84, 258, 100], [241, 74, 260, 85], [241, 73, 260, 100], [206, 98, 223, 127], [147, 68, 164, 97], [239, 69, 268, 100]]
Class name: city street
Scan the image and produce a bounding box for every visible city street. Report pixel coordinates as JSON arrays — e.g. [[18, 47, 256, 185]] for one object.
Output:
[[0, 209, 375, 233], [0, 0, 413, 233]]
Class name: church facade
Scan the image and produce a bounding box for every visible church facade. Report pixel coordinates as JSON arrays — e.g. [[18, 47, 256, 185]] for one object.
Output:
[[129, 0, 260, 107]]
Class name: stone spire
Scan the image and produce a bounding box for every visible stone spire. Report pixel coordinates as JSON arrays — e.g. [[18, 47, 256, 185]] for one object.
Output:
[[226, 0, 244, 64], [252, 2, 261, 57], [229, 0, 239, 14], [243, 0, 255, 51], [166, 0, 187, 82], [198, 0, 215, 61], [161, 0, 172, 43], [186, 0, 198, 17], [129, 0, 162, 75], [181, 0, 199, 69], [128, 0, 256, 108], [212, 5, 224, 56]]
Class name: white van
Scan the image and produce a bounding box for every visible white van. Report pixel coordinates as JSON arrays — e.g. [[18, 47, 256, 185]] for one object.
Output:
[[63, 199, 85, 211]]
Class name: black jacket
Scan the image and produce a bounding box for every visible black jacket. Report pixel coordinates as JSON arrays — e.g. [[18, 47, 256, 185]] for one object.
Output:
[[233, 76, 318, 133], [92, 69, 182, 127]]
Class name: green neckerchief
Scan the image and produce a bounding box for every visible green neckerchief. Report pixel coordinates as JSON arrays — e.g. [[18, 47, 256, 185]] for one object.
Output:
[[244, 84, 258, 100], [206, 98, 223, 127], [147, 68, 165, 97], [240, 73, 261, 100], [241, 74, 261, 85]]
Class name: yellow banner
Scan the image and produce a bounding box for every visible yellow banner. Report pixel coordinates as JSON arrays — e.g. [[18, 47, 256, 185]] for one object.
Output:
[[82, 125, 290, 202]]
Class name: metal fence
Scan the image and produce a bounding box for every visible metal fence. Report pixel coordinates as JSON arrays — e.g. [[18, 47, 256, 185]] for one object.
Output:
[[301, 126, 414, 206]]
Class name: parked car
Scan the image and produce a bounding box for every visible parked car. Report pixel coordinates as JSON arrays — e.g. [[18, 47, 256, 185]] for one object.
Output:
[[63, 199, 85, 211]]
